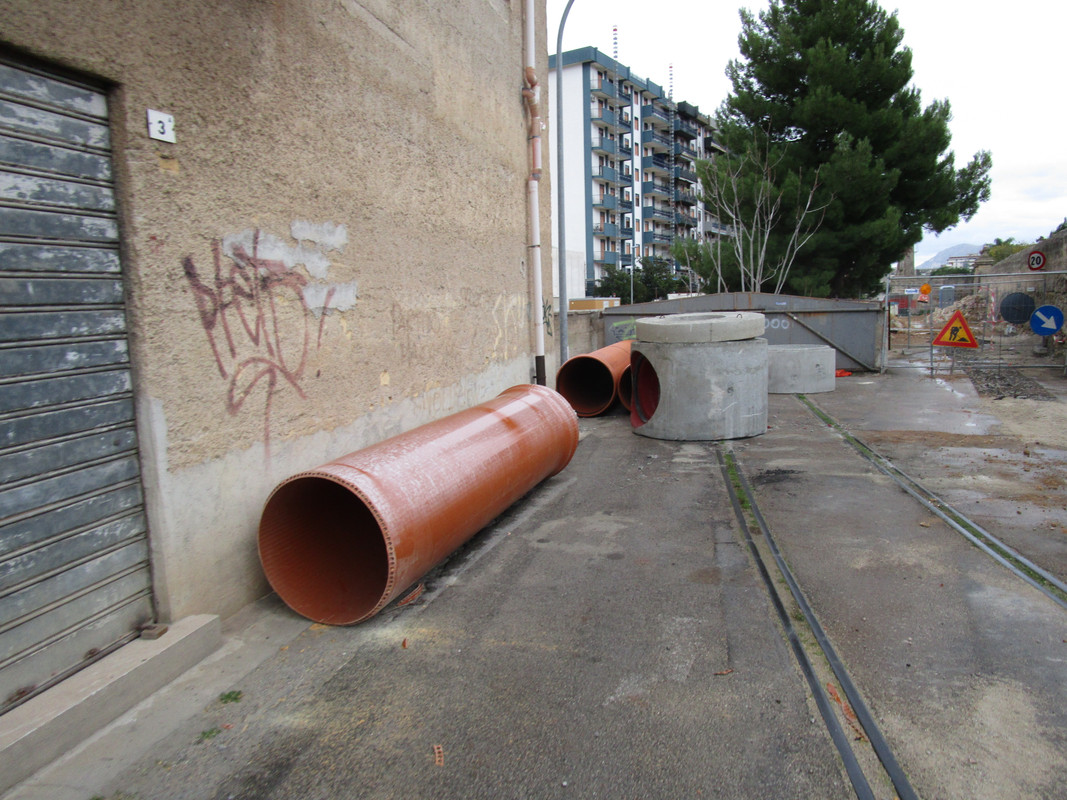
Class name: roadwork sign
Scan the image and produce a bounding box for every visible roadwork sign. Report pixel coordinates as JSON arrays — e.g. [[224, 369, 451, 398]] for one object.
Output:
[[932, 310, 979, 348]]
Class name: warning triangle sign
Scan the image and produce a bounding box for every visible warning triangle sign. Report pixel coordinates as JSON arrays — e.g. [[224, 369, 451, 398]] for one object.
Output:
[[932, 310, 979, 348]]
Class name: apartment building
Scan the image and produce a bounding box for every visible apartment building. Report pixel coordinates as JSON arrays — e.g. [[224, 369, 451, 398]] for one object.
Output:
[[548, 47, 724, 301]]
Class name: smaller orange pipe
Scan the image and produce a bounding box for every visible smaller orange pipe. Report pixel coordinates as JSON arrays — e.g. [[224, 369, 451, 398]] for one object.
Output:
[[555, 339, 632, 416], [617, 363, 633, 412], [629, 348, 660, 428]]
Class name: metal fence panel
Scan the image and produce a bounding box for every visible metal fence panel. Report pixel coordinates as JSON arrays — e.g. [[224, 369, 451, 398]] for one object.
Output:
[[885, 271, 1067, 380]]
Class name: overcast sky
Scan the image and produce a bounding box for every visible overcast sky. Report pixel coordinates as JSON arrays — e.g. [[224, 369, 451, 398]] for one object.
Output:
[[546, 0, 1067, 265]]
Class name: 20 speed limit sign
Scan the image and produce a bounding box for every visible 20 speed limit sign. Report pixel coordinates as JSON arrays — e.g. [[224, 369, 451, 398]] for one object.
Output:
[[1028, 250, 1046, 271]]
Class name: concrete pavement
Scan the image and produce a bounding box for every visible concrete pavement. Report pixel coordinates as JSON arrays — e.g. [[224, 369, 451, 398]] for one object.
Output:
[[4, 365, 1067, 800]]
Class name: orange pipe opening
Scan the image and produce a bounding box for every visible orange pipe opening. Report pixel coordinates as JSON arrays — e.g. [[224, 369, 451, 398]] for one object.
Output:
[[630, 350, 660, 429], [258, 385, 578, 625], [617, 364, 633, 412], [555, 339, 632, 416]]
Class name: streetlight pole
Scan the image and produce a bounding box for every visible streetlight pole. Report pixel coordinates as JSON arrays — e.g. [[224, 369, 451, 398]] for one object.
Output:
[[556, 0, 575, 366]]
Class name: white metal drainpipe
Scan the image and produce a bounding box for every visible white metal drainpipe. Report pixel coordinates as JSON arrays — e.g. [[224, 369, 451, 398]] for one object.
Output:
[[524, 0, 547, 385]]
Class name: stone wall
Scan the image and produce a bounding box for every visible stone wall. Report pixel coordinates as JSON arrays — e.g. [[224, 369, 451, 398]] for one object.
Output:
[[974, 229, 1067, 302]]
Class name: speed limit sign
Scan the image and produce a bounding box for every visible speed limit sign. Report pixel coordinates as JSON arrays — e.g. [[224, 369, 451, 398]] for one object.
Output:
[[1028, 250, 1046, 271]]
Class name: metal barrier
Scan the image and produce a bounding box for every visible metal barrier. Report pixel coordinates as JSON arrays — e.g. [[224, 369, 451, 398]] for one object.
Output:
[[884, 271, 1067, 376]]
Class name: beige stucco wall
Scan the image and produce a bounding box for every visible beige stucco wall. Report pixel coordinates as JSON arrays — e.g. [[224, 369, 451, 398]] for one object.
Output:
[[2, 0, 553, 620]]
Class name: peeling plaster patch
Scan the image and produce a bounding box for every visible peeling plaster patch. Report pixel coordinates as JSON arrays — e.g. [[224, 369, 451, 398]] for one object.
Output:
[[221, 225, 356, 315], [291, 220, 348, 253], [303, 281, 359, 314], [298, 248, 333, 279], [221, 229, 293, 266]]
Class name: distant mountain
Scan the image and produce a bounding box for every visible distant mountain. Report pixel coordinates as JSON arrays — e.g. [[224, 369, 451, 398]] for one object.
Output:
[[917, 243, 981, 272]]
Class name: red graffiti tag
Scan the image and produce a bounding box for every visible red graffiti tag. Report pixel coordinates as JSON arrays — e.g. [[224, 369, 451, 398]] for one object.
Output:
[[183, 230, 321, 454]]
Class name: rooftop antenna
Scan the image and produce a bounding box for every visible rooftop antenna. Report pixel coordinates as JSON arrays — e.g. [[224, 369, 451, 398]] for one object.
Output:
[[669, 62, 674, 100], [613, 24, 618, 61]]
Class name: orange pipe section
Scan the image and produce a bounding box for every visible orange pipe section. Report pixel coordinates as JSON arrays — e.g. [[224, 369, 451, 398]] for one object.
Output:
[[617, 363, 633, 412], [258, 384, 579, 625], [629, 349, 660, 429], [555, 339, 632, 416]]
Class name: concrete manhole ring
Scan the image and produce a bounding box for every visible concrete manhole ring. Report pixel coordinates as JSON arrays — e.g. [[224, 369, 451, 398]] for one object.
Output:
[[636, 312, 766, 343]]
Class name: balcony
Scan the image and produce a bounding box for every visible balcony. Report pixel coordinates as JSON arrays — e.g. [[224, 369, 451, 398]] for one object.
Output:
[[620, 225, 634, 239], [618, 139, 632, 157], [675, 211, 697, 227], [703, 135, 727, 156], [618, 170, 633, 187], [642, 231, 673, 246], [618, 198, 634, 212], [590, 108, 618, 129], [674, 117, 700, 138], [674, 164, 697, 183], [593, 193, 618, 210], [590, 136, 618, 156], [593, 165, 619, 183], [594, 250, 620, 266], [620, 252, 634, 267], [641, 104, 671, 128], [643, 204, 672, 223], [590, 79, 618, 101], [641, 129, 673, 152], [593, 222, 619, 239], [619, 84, 633, 102], [641, 154, 672, 175], [674, 141, 697, 159], [675, 188, 697, 205], [642, 180, 671, 198]]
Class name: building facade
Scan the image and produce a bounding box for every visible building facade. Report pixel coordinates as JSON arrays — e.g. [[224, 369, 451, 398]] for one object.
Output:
[[548, 47, 724, 302], [0, 0, 551, 726]]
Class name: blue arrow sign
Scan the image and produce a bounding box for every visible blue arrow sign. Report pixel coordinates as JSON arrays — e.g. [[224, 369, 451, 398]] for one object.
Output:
[[1030, 305, 1065, 335]]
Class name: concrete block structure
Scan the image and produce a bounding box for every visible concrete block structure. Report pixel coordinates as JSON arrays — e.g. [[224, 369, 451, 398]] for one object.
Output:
[[630, 313, 768, 441], [768, 345, 836, 394]]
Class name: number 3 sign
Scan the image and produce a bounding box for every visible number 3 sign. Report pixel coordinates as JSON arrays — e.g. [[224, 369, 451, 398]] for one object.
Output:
[[147, 109, 176, 143]]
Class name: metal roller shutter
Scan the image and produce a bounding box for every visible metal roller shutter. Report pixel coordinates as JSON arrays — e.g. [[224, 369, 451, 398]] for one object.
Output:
[[0, 56, 154, 714]]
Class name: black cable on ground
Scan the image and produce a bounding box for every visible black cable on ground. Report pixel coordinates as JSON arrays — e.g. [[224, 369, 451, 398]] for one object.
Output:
[[727, 450, 920, 800], [716, 449, 878, 800]]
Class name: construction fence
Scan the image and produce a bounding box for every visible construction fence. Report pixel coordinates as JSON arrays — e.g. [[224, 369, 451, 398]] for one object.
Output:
[[884, 270, 1067, 377]]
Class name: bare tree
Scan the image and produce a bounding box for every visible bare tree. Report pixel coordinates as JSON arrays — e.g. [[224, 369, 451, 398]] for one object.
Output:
[[698, 133, 828, 294]]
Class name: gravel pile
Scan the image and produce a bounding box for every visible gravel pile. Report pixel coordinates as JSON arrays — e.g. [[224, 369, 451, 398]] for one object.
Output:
[[963, 364, 1057, 400]]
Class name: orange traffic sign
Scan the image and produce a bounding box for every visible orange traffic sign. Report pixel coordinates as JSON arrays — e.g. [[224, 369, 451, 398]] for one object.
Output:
[[932, 310, 978, 348], [920, 283, 932, 295]]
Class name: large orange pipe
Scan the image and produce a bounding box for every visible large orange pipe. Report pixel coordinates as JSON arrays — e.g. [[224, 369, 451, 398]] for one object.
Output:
[[258, 384, 579, 625], [555, 339, 632, 416]]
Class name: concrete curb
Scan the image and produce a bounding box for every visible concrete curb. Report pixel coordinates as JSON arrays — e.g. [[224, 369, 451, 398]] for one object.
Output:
[[0, 615, 220, 795]]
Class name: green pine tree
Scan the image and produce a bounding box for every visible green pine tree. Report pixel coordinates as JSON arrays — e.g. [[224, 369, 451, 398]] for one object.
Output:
[[717, 0, 991, 297]]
